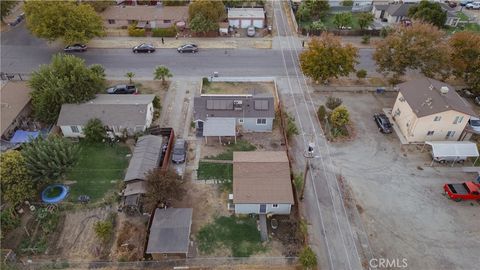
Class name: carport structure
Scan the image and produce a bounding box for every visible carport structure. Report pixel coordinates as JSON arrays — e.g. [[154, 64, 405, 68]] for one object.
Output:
[[425, 141, 479, 166], [202, 117, 237, 144]]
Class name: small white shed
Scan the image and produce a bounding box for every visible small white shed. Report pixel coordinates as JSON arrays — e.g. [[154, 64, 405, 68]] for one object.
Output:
[[228, 8, 265, 29]]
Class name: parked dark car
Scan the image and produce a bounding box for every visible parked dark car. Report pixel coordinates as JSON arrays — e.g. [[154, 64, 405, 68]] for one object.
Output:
[[64, 44, 87, 52], [9, 13, 25, 27], [177, 44, 198, 53], [475, 97, 480, 106], [172, 139, 187, 164], [132, 43, 155, 53], [374, 113, 393, 134], [106, 84, 137, 94]]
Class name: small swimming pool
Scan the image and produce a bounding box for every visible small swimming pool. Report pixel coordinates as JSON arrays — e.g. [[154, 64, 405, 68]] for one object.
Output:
[[41, 184, 69, 203]]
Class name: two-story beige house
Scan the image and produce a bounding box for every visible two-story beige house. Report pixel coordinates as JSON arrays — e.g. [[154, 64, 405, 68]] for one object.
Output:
[[392, 78, 477, 143]]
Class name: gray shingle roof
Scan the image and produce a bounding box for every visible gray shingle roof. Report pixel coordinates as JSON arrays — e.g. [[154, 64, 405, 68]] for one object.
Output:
[[124, 135, 163, 182], [194, 94, 275, 121], [101, 5, 188, 22], [146, 208, 193, 254], [57, 94, 154, 127], [397, 77, 477, 118], [386, 3, 416, 17]]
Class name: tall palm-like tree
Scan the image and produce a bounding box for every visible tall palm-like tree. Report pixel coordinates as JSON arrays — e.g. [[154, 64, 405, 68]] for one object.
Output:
[[125, 72, 135, 84], [153, 65, 172, 85]]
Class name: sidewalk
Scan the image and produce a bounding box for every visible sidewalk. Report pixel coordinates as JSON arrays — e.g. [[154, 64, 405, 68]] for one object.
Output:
[[88, 36, 272, 49]]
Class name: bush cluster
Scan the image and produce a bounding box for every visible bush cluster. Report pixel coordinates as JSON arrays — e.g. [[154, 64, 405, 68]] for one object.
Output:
[[128, 25, 146, 37], [152, 27, 177, 37]]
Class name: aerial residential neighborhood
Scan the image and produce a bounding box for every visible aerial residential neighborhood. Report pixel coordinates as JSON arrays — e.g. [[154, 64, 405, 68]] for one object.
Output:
[[1, 0, 479, 270]]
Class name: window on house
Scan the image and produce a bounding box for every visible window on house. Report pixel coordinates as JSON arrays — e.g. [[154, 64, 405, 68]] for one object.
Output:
[[163, 19, 172, 23], [70, 126, 79, 133], [272, 204, 278, 208], [256, 118, 267, 125], [239, 119, 244, 124], [434, 116, 441, 121], [108, 19, 115, 24], [446, 131, 456, 138], [453, 116, 464, 124], [427, 131, 434, 136]]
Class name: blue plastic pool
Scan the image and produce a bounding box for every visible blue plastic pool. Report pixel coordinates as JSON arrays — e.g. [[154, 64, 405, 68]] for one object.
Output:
[[41, 184, 69, 203]]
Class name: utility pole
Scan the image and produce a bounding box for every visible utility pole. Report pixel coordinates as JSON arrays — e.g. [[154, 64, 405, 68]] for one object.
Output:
[[300, 142, 315, 200]]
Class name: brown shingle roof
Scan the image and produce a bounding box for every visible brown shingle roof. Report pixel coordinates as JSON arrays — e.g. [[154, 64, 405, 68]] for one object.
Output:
[[397, 77, 477, 118], [101, 5, 188, 22], [233, 151, 294, 204], [0, 81, 31, 135]]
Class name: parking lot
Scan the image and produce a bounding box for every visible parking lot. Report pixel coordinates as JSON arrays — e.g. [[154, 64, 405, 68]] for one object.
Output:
[[314, 92, 480, 270]]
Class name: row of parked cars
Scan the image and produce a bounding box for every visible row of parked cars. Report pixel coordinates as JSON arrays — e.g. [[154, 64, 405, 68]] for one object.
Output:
[[64, 43, 199, 53]]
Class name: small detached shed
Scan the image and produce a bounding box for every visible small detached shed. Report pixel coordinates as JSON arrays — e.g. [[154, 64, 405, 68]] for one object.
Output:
[[146, 208, 193, 259], [426, 141, 479, 166]]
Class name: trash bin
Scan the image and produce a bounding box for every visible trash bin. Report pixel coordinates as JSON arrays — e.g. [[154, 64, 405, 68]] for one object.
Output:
[[376, 88, 385, 94]]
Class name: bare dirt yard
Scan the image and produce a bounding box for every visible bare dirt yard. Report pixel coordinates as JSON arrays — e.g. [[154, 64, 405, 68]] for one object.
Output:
[[315, 92, 480, 270], [111, 213, 149, 261], [55, 206, 117, 260], [202, 82, 275, 97]]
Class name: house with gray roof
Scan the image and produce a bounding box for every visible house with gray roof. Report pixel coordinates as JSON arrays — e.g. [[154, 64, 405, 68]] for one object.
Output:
[[372, 2, 459, 26], [57, 94, 155, 138], [193, 94, 275, 140], [391, 77, 477, 143], [146, 208, 193, 259]]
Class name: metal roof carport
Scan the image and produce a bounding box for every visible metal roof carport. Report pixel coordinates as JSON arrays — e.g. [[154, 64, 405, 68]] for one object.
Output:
[[203, 117, 236, 144], [425, 141, 479, 166]]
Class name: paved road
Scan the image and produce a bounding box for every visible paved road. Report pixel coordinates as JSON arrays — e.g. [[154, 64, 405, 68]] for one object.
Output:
[[273, 1, 368, 270], [1, 23, 377, 79]]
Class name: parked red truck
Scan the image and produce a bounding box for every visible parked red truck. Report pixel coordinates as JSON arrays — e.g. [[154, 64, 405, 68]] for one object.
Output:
[[443, 181, 480, 202]]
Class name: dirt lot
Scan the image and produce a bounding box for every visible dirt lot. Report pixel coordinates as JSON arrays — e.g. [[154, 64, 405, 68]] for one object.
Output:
[[55, 206, 116, 260], [111, 214, 148, 261], [202, 82, 275, 96], [313, 92, 480, 270]]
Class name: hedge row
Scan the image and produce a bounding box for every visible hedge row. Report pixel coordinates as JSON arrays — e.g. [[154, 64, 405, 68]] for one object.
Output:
[[128, 25, 146, 37], [152, 27, 177, 37]]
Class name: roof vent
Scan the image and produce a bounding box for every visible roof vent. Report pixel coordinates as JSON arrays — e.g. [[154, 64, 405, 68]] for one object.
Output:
[[440, 86, 449, 95]]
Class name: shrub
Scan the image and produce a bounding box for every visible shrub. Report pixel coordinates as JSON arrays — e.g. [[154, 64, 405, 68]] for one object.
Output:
[[128, 25, 146, 37], [83, 118, 106, 143], [299, 246, 317, 269], [330, 106, 350, 128], [94, 219, 114, 244], [202, 77, 211, 87], [0, 208, 20, 233], [325, 96, 343, 110], [361, 35, 370, 44], [152, 96, 161, 110], [152, 27, 177, 37], [356, 69, 367, 80], [285, 113, 299, 140], [317, 105, 327, 120]]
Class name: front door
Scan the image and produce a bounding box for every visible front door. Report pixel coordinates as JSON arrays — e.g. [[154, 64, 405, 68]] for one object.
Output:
[[259, 204, 266, 213]]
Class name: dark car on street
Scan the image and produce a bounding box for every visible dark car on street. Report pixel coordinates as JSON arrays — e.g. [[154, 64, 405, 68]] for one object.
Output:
[[9, 13, 25, 27], [132, 43, 155, 53], [106, 84, 137, 94], [64, 44, 87, 52], [177, 44, 198, 53], [172, 139, 187, 164], [374, 113, 393, 134]]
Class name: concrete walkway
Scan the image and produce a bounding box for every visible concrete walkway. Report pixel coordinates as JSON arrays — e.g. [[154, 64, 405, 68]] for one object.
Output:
[[258, 214, 268, 242]]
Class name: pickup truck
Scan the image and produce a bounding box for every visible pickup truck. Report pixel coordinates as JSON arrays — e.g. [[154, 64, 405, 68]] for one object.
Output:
[[106, 84, 137, 94], [443, 181, 480, 201]]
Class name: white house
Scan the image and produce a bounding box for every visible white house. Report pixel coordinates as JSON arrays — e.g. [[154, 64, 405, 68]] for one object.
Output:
[[392, 78, 477, 143], [232, 151, 294, 215], [227, 8, 265, 29], [57, 94, 155, 138]]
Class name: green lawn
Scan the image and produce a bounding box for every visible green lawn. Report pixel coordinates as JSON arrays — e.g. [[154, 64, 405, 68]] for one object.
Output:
[[67, 143, 130, 201], [323, 13, 362, 30], [205, 140, 256, 160], [457, 11, 469, 21], [197, 162, 233, 191], [197, 216, 265, 257]]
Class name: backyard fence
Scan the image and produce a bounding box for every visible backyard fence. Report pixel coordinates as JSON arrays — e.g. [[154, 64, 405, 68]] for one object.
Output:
[[0, 72, 31, 81], [301, 28, 381, 37]]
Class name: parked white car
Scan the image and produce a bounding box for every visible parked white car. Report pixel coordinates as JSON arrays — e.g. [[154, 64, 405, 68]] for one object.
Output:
[[468, 117, 480, 132], [466, 1, 480, 9]]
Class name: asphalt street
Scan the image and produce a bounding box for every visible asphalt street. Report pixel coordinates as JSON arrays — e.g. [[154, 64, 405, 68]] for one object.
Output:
[[1, 23, 377, 79]]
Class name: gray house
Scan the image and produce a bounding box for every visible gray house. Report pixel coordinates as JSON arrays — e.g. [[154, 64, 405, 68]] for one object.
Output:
[[193, 94, 275, 140]]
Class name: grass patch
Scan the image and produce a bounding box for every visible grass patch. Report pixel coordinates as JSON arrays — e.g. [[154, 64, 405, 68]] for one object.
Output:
[[197, 216, 265, 257], [206, 140, 256, 160], [67, 143, 130, 201], [457, 11, 469, 21], [198, 162, 233, 191]]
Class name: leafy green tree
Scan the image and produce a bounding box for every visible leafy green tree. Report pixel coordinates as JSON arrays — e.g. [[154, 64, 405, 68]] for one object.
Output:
[[310, 20, 326, 31], [24, 1, 104, 44], [21, 136, 80, 181], [326, 96, 343, 110], [125, 72, 135, 84], [330, 106, 350, 128], [83, 0, 115, 12], [449, 31, 480, 94], [29, 54, 106, 124], [189, 14, 218, 35], [0, 151, 36, 206], [296, 3, 311, 23], [356, 69, 367, 80], [341, 0, 353, 6], [299, 246, 317, 270], [408, 0, 447, 29], [153, 65, 173, 85], [83, 118, 106, 143], [300, 33, 358, 83], [304, 0, 330, 20], [333, 12, 352, 28], [357, 12, 374, 30], [373, 22, 450, 81], [1, 1, 17, 22], [144, 169, 186, 212], [188, 0, 225, 22]]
